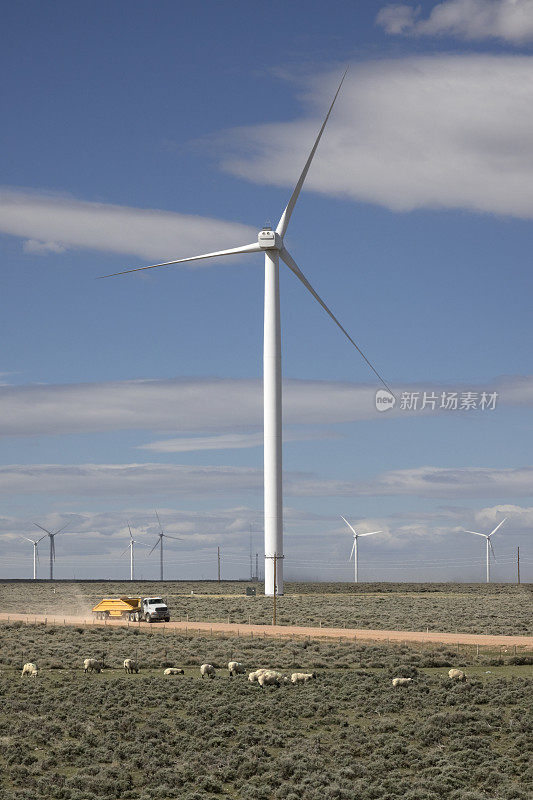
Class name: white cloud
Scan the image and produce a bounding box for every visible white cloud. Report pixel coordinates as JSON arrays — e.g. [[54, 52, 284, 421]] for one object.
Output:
[[0, 188, 255, 262], [377, 1, 533, 43], [138, 429, 336, 453], [0, 374, 528, 438], [219, 56, 533, 218], [0, 462, 530, 499]]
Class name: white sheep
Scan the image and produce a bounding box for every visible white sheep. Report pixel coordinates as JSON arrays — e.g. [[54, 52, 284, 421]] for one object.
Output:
[[123, 658, 139, 674], [392, 677, 413, 687], [83, 658, 101, 674], [258, 670, 282, 688], [200, 663, 216, 679], [448, 668, 467, 682], [291, 672, 317, 684], [228, 661, 246, 677], [21, 662, 38, 677], [248, 668, 268, 683], [163, 667, 184, 675]]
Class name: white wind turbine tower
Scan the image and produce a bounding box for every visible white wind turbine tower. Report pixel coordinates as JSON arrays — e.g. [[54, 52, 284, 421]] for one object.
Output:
[[102, 70, 392, 596], [341, 516, 382, 584], [148, 511, 183, 582], [121, 524, 150, 581], [20, 534, 46, 580], [462, 518, 507, 583], [33, 522, 69, 580]]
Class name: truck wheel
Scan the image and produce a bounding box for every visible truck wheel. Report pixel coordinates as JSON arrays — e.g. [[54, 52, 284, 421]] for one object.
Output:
[[144, 614, 151, 623], [134, 612, 140, 622]]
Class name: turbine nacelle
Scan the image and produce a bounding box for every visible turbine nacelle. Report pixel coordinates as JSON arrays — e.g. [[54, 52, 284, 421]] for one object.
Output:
[[258, 229, 282, 250]]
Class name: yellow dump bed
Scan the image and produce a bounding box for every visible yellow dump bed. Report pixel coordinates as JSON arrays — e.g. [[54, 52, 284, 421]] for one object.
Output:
[[92, 597, 141, 617]]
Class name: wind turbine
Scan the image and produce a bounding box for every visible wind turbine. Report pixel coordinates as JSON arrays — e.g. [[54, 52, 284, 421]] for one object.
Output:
[[341, 516, 382, 584], [462, 518, 507, 583], [120, 523, 150, 581], [101, 70, 392, 596], [32, 522, 69, 580], [20, 534, 46, 580], [148, 511, 183, 581]]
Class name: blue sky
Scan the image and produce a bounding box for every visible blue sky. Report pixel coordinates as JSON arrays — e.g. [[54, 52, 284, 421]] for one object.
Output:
[[0, 0, 532, 582]]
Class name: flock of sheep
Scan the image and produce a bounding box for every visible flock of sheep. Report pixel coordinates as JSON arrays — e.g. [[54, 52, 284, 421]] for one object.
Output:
[[20, 659, 468, 686]]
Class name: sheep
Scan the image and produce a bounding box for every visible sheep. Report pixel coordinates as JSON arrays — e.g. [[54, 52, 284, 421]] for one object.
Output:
[[200, 663, 216, 679], [248, 668, 268, 683], [291, 672, 317, 684], [83, 658, 101, 674], [228, 661, 246, 677], [448, 668, 467, 682], [21, 662, 37, 677], [163, 667, 184, 676], [392, 677, 413, 687], [257, 670, 282, 688], [123, 658, 139, 674]]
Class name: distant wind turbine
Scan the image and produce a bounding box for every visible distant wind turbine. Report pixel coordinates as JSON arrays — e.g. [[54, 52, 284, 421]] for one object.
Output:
[[20, 534, 46, 580], [101, 69, 392, 596], [341, 516, 382, 584], [32, 522, 69, 580], [121, 523, 150, 581], [462, 518, 507, 583], [148, 511, 183, 581]]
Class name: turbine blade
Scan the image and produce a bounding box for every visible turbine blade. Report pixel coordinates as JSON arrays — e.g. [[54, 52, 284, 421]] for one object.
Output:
[[54, 524, 69, 536], [21, 536, 36, 544], [155, 510, 164, 535], [148, 540, 160, 556], [119, 546, 130, 558], [489, 538, 496, 561], [349, 539, 355, 560], [128, 523, 134, 541], [276, 69, 348, 239], [33, 523, 53, 536], [340, 515, 357, 536], [357, 530, 383, 537], [463, 530, 487, 538], [162, 533, 183, 541], [488, 518, 507, 538], [281, 248, 393, 393], [99, 242, 262, 279]]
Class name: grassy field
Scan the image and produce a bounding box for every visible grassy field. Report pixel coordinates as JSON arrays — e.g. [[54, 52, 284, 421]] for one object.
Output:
[[0, 621, 531, 800], [0, 580, 531, 635]]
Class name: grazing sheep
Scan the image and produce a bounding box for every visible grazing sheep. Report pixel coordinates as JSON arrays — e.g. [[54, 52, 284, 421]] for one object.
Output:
[[392, 677, 413, 687], [200, 663, 216, 679], [83, 658, 101, 674], [448, 668, 467, 682], [123, 658, 139, 674], [291, 672, 317, 684], [257, 670, 282, 688], [21, 662, 38, 677], [163, 667, 184, 676], [228, 661, 246, 677], [248, 669, 268, 683]]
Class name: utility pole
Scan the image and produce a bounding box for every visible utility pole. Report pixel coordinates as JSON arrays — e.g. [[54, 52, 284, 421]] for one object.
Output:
[[217, 546, 221, 583], [255, 552, 259, 582], [517, 546, 520, 584], [249, 526, 253, 581]]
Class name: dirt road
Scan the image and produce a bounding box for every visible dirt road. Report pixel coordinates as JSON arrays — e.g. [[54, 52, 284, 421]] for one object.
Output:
[[0, 612, 531, 648]]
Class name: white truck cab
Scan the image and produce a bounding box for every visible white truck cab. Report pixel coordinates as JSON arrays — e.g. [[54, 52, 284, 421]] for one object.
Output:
[[142, 597, 170, 623]]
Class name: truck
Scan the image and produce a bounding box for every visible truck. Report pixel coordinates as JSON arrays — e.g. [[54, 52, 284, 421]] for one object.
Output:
[[92, 596, 170, 623]]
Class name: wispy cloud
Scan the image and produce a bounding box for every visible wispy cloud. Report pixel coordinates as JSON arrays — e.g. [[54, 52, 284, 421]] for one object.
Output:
[[138, 429, 336, 453], [0, 463, 530, 499], [377, 1, 533, 43], [219, 56, 533, 218], [0, 188, 255, 262], [0, 374, 529, 438]]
